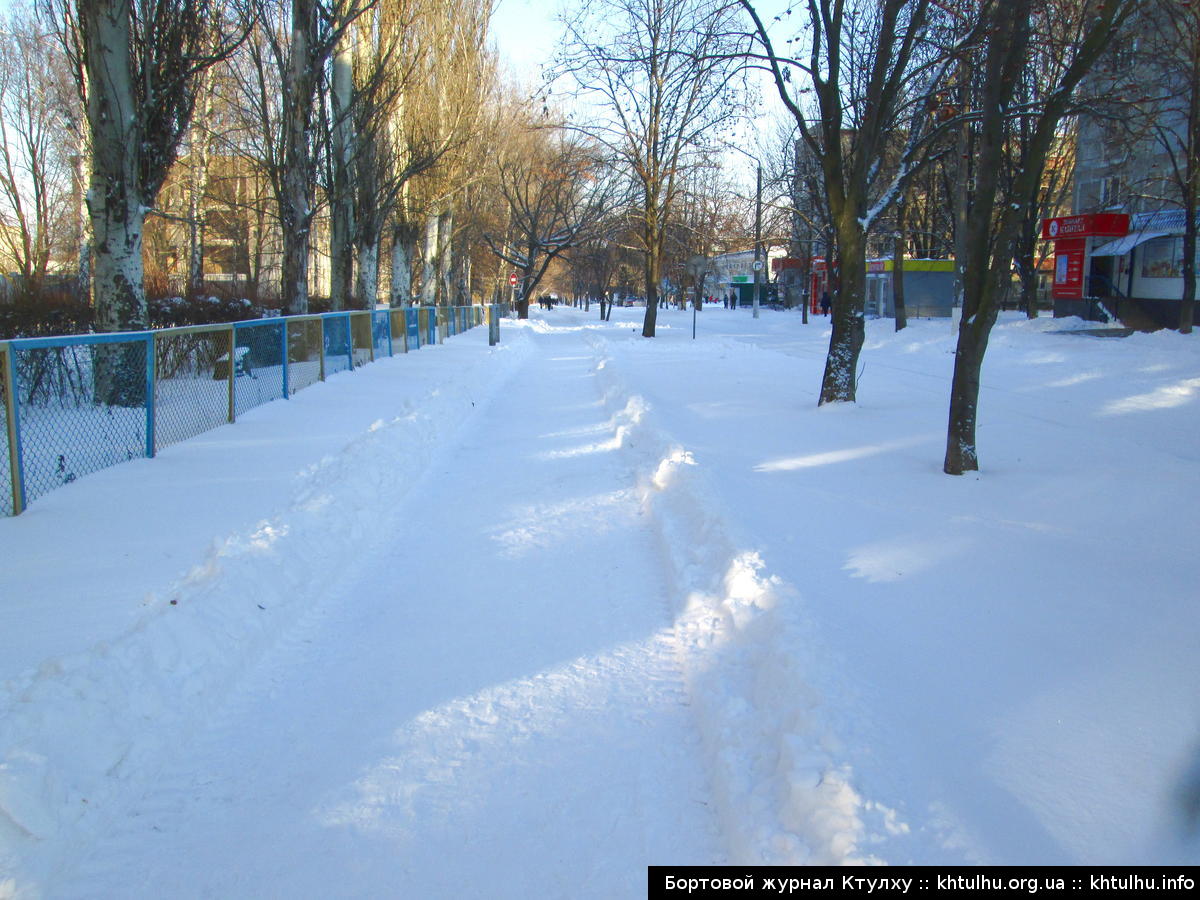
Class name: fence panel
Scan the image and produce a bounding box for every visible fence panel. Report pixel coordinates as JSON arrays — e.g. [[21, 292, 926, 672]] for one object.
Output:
[[233, 320, 286, 418], [11, 337, 149, 507], [323, 314, 353, 377], [288, 317, 324, 394], [155, 326, 234, 450], [372, 310, 391, 359], [1, 345, 14, 516], [389, 310, 408, 353], [408, 308, 421, 349], [351, 312, 374, 367]]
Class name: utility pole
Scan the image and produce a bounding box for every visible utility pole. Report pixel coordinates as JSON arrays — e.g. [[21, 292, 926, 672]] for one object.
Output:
[[753, 164, 762, 319]]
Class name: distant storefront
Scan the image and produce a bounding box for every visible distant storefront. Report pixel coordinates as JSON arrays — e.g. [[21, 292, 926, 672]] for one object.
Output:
[[810, 258, 956, 318], [1041, 210, 1197, 327]]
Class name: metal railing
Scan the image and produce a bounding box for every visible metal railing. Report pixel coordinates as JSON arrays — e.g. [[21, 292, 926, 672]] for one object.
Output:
[[1, 304, 503, 515]]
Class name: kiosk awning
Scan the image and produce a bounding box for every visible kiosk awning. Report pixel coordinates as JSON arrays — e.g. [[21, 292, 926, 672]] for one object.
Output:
[[1091, 231, 1170, 257]]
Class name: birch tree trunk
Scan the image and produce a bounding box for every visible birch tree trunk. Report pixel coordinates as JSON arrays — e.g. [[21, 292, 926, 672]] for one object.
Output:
[[75, 124, 91, 305], [280, 0, 319, 314], [356, 240, 379, 308], [81, 0, 146, 405], [187, 74, 215, 297], [421, 212, 438, 305], [437, 208, 453, 304], [329, 30, 355, 310], [389, 220, 416, 306]]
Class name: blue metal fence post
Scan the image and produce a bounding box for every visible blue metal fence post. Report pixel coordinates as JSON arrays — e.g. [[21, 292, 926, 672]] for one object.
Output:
[[319, 317, 327, 381], [145, 334, 156, 458], [3, 345, 25, 514], [345, 312, 354, 370]]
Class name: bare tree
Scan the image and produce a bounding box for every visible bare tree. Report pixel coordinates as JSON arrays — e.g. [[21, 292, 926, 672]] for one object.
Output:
[[559, 0, 746, 337], [484, 122, 614, 318], [1143, 0, 1199, 333], [741, 0, 960, 403], [228, 0, 374, 313], [944, 0, 1136, 475], [45, 0, 243, 403], [0, 3, 74, 293], [386, 0, 496, 307]]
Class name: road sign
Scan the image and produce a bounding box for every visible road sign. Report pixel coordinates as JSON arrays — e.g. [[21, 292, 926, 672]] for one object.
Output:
[[752, 259, 764, 272], [509, 272, 518, 286]]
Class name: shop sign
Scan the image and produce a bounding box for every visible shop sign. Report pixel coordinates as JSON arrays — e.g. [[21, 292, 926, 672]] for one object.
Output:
[[1042, 213, 1129, 240], [1052, 237, 1085, 299]]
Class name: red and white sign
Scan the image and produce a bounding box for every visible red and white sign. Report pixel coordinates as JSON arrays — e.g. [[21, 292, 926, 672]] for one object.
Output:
[[1051, 237, 1086, 300], [509, 272, 518, 286], [1041, 213, 1128, 241]]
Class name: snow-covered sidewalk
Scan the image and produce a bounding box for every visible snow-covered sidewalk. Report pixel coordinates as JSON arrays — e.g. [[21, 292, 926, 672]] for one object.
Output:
[[2, 306, 1199, 894], [4, 320, 724, 896]]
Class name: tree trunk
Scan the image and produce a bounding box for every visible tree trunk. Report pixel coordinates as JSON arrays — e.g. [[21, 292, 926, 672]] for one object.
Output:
[[1180, 73, 1197, 333], [389, 220, 416, 306], [356, 239, 379, 308], [943, 0, 1027, 474], [438, 208, 454, 304], [75, 124, 91, 304], [187, 76, 214, 298], [329, 32, 354, 311], [82, 0, 147, 406], [280, 0, 319, 314], [421, 213, 438, 305], [641, 223, 661, 337], [280, 190, 310, 314], [1181, 212, 1196, 334], [819, 223, 865, 403], [944, 320, 989, 474], [893, 196, 908, 331]]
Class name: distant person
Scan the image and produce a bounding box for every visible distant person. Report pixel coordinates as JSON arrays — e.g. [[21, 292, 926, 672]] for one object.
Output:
[[820, 291, 832, 316]]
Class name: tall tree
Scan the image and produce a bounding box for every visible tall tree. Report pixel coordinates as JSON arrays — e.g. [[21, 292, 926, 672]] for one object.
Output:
[[1144, 0, 1199, 333], [484, 122, 613, 318], [943, 0, 1137, 474], [48, 0, 241, 402], [231, 0, 374, 313], [559, 0, 745, 337], [741, 0, 955, 402], [0, 3, 73, 293]]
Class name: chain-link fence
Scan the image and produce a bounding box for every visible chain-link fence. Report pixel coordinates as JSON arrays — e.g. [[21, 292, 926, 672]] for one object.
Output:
[[1, 305, 500, 515], [287, 316, 324, 395], [156, 325, 235, 451]]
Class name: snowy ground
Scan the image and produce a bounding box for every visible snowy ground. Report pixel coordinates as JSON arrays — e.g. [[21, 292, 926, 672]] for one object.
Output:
[[1, 306, 1198, 895]]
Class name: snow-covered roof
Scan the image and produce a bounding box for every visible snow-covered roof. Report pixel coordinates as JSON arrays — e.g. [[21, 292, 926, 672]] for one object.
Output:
[[1130, 208, 1190, 234]]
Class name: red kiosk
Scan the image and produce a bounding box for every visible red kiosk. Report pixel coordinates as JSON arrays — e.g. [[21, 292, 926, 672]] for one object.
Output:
[[1041, 213, 1129, 308]]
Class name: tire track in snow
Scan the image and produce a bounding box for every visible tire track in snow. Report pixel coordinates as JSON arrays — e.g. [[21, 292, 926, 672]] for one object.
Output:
[[584, 329, 906, 865]]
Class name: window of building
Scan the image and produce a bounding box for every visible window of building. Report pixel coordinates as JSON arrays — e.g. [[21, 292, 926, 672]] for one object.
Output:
[[1140, 236, 1199, 279]]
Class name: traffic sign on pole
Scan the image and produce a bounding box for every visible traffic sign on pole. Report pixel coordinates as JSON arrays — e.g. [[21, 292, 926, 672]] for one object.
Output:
[[509, 272, 518, 286]]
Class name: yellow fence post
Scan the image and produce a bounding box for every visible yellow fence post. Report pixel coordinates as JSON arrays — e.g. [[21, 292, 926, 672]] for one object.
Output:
[[2, 343, 24, 515]]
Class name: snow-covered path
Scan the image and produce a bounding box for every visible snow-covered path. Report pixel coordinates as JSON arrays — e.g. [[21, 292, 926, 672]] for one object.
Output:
[[50, 326, 723, 896], [5, 307, 1199, 890]]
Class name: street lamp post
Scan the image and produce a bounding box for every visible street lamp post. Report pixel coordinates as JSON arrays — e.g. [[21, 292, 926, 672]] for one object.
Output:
[[753, 165, 762, 319]]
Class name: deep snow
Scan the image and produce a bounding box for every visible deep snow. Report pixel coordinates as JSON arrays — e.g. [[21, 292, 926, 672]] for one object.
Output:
[[1, 305, 1198, 895]]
